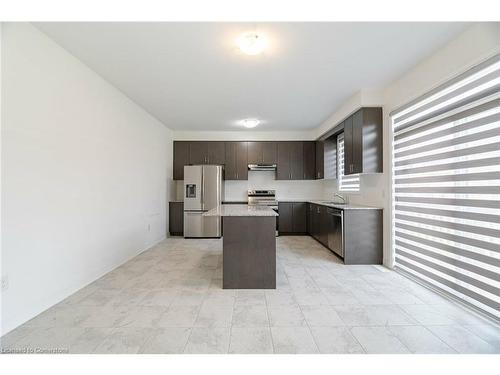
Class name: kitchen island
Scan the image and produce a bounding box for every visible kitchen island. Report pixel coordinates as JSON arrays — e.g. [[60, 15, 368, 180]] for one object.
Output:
[[204, 204, 278, 289]]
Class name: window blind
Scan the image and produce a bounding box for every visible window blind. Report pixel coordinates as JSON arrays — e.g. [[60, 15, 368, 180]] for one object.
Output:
[[337, 133, 360, 192], [391, 53, 500, 320]]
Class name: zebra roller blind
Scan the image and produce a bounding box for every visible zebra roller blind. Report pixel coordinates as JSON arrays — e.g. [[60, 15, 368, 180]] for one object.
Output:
[[391, 53, 500, 319]]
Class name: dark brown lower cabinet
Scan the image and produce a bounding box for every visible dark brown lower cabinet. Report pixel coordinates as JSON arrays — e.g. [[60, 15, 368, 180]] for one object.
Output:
[[169, 202, 184, 236], [343, 209, 383, 264], [278, 202, 293, 233], [278, 202, 307, 234], [318, 205, 329, 246], [307, 203, 314, 235], [306, 203, 383, 264]]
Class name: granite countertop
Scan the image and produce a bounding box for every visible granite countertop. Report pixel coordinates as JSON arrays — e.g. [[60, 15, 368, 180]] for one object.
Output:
[[204, 204, 278, 217], [307, 200, 382, 210], [172, 199, 381, 210]]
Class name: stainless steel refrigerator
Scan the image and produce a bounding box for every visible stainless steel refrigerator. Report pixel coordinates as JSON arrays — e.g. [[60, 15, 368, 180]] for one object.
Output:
[[183, 165, 224, 238]]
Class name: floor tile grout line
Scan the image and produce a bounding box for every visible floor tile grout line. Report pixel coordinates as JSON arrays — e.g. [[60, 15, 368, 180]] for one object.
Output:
[[227, 288, 237, 354], [302, 257, 369, 354], [281, 261, 320, 354], [419, 324, 458, 354], [264, 289, 276, 354]]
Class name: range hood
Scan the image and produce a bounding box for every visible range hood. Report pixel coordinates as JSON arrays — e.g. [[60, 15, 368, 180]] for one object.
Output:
[[248, 164, 277, 171]]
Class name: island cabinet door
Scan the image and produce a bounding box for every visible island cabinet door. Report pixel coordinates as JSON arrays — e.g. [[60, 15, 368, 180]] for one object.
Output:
[[292, 202, 307, 233], [278, 202, 293, 233]]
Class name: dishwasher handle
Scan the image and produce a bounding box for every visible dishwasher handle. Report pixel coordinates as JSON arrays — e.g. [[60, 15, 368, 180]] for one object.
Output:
[[327, 208, 343, 217]]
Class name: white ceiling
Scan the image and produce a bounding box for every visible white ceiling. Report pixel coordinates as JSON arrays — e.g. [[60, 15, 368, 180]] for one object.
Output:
[[35, 22, 469, 131]]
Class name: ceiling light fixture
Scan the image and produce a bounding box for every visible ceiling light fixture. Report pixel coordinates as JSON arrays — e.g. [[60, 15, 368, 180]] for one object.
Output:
[[237, 32, 267, 55], [241, 118, 260, 128]]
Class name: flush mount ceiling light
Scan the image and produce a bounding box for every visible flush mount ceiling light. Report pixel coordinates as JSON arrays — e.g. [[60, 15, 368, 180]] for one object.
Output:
[[241, 118, 260, 128], [237, 32, 267, 55]]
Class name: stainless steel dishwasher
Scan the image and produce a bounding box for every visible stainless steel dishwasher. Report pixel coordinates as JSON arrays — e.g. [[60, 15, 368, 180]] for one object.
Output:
[[327, 207, 344, 258]]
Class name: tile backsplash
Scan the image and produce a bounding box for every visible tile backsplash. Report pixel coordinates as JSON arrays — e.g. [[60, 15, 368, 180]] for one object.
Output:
[[175, 170, 326, 201]]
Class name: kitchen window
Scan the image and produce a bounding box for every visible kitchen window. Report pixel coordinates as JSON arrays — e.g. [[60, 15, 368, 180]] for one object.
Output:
[[391, 53, 500, 319], [337, 133, 360, 192]]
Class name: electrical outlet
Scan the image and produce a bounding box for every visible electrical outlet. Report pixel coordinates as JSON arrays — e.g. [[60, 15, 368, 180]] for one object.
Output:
[[1, 275, 8, 292]]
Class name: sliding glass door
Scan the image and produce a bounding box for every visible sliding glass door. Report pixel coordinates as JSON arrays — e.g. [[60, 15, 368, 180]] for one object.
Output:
[[391, 53, 500, 319]]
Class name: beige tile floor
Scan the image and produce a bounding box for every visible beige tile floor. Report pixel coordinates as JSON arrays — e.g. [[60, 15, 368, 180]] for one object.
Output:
[[1, 236, 499, 354]]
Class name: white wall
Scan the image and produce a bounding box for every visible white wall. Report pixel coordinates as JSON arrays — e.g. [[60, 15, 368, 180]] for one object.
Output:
[[1, 23, 173, 335], [315, 23, 500, 267]]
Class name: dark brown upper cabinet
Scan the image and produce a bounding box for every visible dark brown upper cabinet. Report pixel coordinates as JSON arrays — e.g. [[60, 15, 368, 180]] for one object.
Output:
[[173, 141, 190, 180], [290, 142, 304, 180], [323, 136, 337, 180], [207, 141, 225, 164], [225, 142, 248, 180], [262, 142, 278, 164], [315, 141, 324, 179], [247, 142, 277, 164], [343, 116, 354, 174], [247, 141, 261, 165], [343, 107, 383, 175], [188, 141, 208, 164], [303, 141, 316, 180], [188, 141, 225, 165], [277, 142, 291, 180], [277, 141, 304, 180]]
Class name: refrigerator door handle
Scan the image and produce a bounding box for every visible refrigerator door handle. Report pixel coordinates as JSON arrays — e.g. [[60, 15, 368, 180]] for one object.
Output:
[[201, 167, 204, 211]]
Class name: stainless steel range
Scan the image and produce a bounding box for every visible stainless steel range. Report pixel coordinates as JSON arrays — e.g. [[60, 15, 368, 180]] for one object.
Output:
[[247, 189, 279, 235]]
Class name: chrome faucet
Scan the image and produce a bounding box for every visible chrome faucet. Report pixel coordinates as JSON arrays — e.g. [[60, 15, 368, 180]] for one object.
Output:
[[333, 193, 347, 204]]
